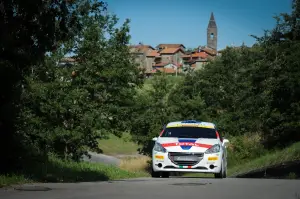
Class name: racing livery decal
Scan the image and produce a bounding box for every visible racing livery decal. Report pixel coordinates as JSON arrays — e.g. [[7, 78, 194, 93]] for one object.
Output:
[[161, 139, 212, 150]]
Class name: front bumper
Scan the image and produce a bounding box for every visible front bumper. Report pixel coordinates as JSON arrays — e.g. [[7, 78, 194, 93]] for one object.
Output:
[[152, 151, 222, 173]]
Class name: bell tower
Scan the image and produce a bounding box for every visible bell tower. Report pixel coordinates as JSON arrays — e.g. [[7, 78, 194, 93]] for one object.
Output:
[[207, 12, 218, 50]]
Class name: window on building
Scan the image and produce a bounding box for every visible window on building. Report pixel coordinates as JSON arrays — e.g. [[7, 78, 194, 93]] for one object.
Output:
[[210, 33, 214, 40]]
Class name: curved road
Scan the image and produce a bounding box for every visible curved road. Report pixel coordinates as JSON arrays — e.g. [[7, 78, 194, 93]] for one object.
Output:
[[82, 151, 121, 166], [1, 177, 300, 199]]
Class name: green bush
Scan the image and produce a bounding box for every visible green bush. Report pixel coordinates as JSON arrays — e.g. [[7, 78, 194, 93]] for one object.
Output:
[[227, 133, 267, 168]]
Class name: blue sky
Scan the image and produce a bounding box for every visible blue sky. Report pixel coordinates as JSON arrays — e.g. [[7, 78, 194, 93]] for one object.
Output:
[[104, 0, 292, 50]]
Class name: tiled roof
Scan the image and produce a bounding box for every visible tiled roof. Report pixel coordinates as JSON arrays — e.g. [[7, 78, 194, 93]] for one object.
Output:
[[147, 50, 160, 57], [201, 47, 217, 55], [181, 52, 208, 59], [129, 44, 154, 49], [191, 52, 208, 58], [156, 44, 186, 49], [129, 44, 155, 54], [159, 47, 183, 54]]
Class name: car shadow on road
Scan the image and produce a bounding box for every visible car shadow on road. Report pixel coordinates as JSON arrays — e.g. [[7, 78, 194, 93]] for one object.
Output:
[[171, 176, 216, 179]]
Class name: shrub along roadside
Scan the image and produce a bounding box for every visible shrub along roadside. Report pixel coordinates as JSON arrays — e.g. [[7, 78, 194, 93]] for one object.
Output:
[[0, 175, 29, 188], [0, 154, 149, 188], [228, 141, 300, 177]]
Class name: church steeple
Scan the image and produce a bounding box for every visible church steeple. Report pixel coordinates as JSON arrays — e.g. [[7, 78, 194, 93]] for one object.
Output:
[[207, 12, 218, 50], [208, 12, 217, 28]]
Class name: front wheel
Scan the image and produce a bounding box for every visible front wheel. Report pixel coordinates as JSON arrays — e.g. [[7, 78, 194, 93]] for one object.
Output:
[[151, 168, 160, 178], [161, 172, 170, 178], [214, 160, 226, 179]]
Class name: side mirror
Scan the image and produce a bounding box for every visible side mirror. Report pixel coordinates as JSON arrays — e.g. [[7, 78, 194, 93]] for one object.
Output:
[[223, 139, 229, 146], [152, 137, 158, 141]]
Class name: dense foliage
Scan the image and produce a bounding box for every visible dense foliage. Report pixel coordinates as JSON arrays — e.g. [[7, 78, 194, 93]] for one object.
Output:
[[1, 0, 105, 173], [0, 0, 142, 173]]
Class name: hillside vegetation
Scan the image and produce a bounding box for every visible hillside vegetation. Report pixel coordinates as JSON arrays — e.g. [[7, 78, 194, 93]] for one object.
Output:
[[1, 0, 300, 187], [97, 133, 139, 155]]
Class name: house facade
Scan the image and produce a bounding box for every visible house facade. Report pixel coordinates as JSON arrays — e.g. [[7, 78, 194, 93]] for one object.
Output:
[[159, 48, 184, 64], [129, 45, 155, 73]]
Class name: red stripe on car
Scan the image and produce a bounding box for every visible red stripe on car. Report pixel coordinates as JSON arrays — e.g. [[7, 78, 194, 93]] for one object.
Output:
[[161, 142, 212, 148], [159, 129, 164, 136]]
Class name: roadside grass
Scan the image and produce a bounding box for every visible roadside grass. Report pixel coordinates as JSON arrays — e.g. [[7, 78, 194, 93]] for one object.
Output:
[[286, 172, 298, 179], [0, 154, 149, 188], [97, 132, 140, 155], [0, 175, 30, 188], [119, 156, 151, 173], [228, 142, 300, 177]]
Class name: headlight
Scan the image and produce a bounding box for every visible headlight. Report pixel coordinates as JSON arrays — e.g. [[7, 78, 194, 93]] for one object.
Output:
[[153, 143, 167, 153], [205, 144, 220, 154]]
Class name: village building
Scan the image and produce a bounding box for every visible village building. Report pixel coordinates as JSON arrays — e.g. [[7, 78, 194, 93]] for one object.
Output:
[[130, 12, 219, 75]]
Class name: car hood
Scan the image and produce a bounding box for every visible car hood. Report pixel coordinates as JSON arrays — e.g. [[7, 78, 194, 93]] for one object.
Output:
[[157, 137, 219, 153]]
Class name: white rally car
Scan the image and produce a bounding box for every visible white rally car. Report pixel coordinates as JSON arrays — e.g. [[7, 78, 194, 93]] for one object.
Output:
[[151, 120, 229, 178]]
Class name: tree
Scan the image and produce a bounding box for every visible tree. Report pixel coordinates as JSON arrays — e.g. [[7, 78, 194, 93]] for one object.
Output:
[[129, 74, 175, 156], [19, 7, 143, 161], [167, 72, 207, 121], [248, 1, 300, 147], [0, 0, 106, 172]]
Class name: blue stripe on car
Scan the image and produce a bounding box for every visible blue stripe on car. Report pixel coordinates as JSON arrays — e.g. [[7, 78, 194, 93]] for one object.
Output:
[[178, 139, 197, 150]]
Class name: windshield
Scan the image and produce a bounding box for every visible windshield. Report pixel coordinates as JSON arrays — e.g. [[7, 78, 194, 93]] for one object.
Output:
[[161, 127, 217, 139]]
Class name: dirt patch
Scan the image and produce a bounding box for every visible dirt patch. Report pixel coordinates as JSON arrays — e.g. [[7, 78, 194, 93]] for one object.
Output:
[[119, 156, 151, 173]]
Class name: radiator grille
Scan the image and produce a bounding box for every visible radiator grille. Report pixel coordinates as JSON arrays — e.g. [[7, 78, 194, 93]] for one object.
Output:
[[168, 152, 204, 166]]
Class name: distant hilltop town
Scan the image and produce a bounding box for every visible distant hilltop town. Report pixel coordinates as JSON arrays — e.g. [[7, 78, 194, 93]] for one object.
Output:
[[128, 12, 220, 76], [59, 13, 222, 76]]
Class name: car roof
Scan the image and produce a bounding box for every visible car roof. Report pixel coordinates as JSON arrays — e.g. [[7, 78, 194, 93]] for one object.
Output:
[[166, 120, 216, 129]]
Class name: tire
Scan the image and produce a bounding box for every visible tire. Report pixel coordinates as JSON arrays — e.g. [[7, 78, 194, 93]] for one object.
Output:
[[151, 168, 160, 178], [223, 163, 227, 178], [214, 160, 226, 179], [214, 172, 223, 179], [161, 172, 170, 178]]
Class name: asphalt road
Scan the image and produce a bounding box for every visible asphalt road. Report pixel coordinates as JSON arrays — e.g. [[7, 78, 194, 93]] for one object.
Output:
[[1, 177, 300, 199], [82, 151, 121, 166]]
